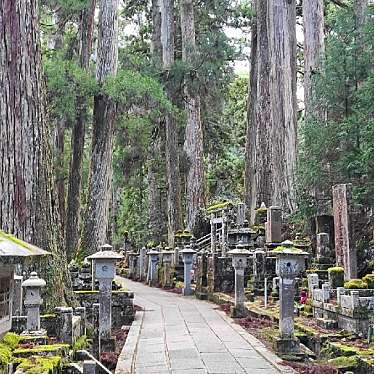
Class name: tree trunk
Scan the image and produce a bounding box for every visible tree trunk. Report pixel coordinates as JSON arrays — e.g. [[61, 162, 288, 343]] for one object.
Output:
[[245, 0, 272, 221], [303, 0, 325, 121], [65, 0, 96, 261], [81, 0, 119, 255], [268, 0, 298, 212], [147, 0, 167, 245], [180, 0, 205, 231], [0, 0, 69, 305], [245, 0, 258, 221], [161, 0, 183, 245]]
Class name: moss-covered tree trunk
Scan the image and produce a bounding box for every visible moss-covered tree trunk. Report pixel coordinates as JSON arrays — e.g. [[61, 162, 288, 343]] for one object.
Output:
[[0, 0, 70, 306], [65, 0, 96, 260], [161, 0, 182, 246], [81, 0, 119, 255], [180, 0, 205, 232]]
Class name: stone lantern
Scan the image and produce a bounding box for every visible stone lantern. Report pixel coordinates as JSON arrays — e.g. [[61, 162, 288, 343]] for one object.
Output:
[[138, 247, 147, 281], [180, 246, 197, 296], [271, 240, 309, 355], [228, 242, 249, 317], [86, 246, 123, 349], [147, 248, 160, 286], [22, 272, 46, 332]]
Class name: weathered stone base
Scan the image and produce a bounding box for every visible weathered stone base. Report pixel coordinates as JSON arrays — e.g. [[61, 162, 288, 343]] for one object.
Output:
[[101, 337, 116, 352], [274, 336, 301, 356], [316, 317, 338, 330], [230, 305, 247, 318], [195, 291, 208, 300]]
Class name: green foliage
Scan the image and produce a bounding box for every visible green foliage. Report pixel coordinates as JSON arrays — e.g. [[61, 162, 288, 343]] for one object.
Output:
[[363, 274, 374, 289], [344, 279, 368, 289], [1, 333, 20, 350], [297, 4, 374, 219], [17, 356, 62, 374], [72, 335, 87, 351], [328, 267, 345, 274]]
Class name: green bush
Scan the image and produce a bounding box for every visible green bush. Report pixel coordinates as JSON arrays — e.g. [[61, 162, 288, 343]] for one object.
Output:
[[328, 266, 344, 274], [344, 279, 368, 289], [363, 274, 374, 289]]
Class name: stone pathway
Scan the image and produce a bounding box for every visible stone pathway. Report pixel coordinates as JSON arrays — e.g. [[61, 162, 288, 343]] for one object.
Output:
[[116, 278, 294, 374]]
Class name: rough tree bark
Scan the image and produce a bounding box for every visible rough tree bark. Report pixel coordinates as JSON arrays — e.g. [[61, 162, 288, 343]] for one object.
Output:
[[268, 0, 298, 212], [0, 0, 69, 305], [81, 0, 119, 255], [161, 0, 182, 245], [245, 0, 272, 222], [303, 0, 325, 121], [148, 0, 167, 244], [65, 0, 96, 260], [180, 0, 205, 231]]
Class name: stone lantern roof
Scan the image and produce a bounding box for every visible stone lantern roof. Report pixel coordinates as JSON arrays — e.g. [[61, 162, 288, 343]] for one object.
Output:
[[180, 246, 197, 255], [86, 250, 124, 261], [22, 272, 46, 288], [147, 248, 161, 255], [0, 231, 50, 258], [271, 240, 309, 256]]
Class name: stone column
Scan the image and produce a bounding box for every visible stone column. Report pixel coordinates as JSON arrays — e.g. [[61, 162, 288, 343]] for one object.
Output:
[[161, 250, 174, 288], [265, 206, 282, 244], [98, 278, 112, 340], [332, 183, 357, 280], [253, 250, 266, 286], [228, 246, 249, 317], [74, 307, 87, 336], [22, 272, 46, 332], [180, 247, 197, 296], [83, 361, 96, 374], [173, 247, 180, 267]]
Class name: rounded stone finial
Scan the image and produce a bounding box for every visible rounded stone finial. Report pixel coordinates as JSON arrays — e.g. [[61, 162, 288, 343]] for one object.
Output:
[[281, 240, 294, 248], [260, 202, 266, 209], [22, 272, 46, 288]]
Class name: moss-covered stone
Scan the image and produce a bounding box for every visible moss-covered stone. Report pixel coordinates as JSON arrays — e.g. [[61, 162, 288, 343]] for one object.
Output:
[[13, 344, 69, 358], [16, 355, 61, 373], [206, 201, 232, 213], [1, 333, 20, 350], [328, 266, 344, 274], [328, 355, 358, 370]]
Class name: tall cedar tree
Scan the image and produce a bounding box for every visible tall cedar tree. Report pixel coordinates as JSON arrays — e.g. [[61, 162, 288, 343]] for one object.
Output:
[[180, 0, 205, 231], [162, 0, 182, 245], [245, 0, 272, 222], [0, 0, 70, 306], [81, 0, 119, 255], [65, 0, 96, 260]]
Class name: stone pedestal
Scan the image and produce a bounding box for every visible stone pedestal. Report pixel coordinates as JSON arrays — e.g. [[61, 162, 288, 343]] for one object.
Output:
[[98, 278, 112, 340], [181, 247, 196, 296], [265, 206, 282, 244], [161, 251, 174, 288]]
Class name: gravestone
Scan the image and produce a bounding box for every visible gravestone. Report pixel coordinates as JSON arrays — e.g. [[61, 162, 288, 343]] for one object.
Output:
[[180, 246, 196, 296], [332, 184, 357, 280], [316, 233, 333, 263], [265, 206, 282, 244], [147, 248, 160, 286]]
